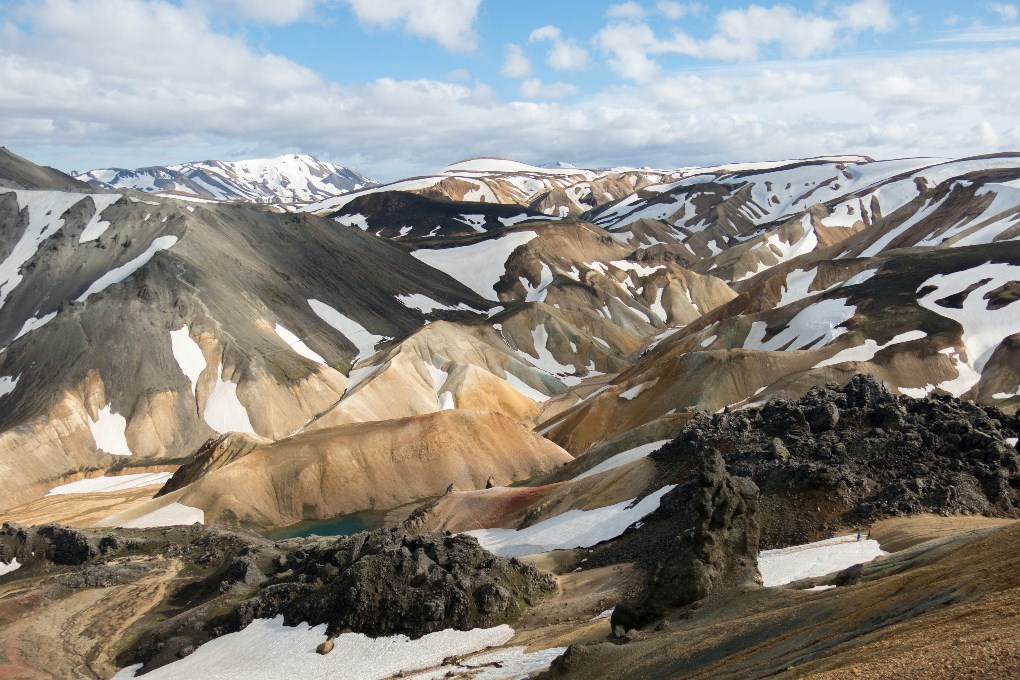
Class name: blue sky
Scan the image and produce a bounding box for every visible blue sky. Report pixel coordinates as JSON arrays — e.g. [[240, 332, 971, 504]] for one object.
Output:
[[1, 0, 1019, 180]]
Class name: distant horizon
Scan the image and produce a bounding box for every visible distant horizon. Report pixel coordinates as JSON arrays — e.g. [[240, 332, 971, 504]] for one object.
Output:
[[3, 0, 1018, 183], [19, 146, 1020, 186]]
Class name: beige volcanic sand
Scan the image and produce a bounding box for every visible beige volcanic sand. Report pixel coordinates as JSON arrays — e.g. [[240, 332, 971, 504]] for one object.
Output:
[[0, 557, 183, 680], [542, 518, 1020, 680], [1, 486, 164, 528], [133, 410, 574, 527]]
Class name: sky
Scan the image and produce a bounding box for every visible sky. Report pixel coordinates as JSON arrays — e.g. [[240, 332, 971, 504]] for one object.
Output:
[[1, 0, 1019, 181]]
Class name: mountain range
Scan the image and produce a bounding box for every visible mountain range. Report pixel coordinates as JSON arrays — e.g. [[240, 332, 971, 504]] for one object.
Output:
[[0, 144, 1018, 679], [75, 153, 375, 205]]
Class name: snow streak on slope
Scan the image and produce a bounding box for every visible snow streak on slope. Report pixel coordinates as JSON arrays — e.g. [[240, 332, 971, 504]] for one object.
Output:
[[88, 405, 133, 456], [203, 363, 257, 435], [275, 324, 326, 365], [410, 231, 539, 299], [117, 502, 205, 528], [465, 485, 676, 558], [77, 235, 178, 302], [111, 618, 516, 680], [0, 190, 118, 308], [0, 559, 20, 577], [916, 262, 1020, 395], [758, 535, 886, 587], [573, 440, 672, 481], [814, 331, 928, 368], [47, 472, 173, 495], [170, 326, 207, 395], [744, 299, 856, 351], [308, 299, 386, 361]]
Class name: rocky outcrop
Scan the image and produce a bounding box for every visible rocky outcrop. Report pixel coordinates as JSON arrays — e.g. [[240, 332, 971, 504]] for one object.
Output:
[[608, 449, 760, 632], [233, 529, 554, 637], [0, 520, 553, 675], [156, 432, 268, 497], [654, 375, 1020, 547]]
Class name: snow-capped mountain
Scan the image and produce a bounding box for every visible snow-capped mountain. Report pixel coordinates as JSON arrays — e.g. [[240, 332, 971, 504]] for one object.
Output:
[[76, 153, 375, 205]]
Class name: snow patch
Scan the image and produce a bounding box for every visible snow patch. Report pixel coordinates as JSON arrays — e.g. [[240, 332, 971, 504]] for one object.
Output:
[[410, 231, 539, 299], [78, 193, 122, 242], [574, 440, 672, 481], [88, 405, 133, 456], [309, 299, 386, 361], [813, 331, 927, 368], [396, 293, 473, 314], [170, 326, 207, 395], [465, 485, 676, 558], [14, 311, 57, 340], [77, 235, 178, 302], [47, 472, 173, 496], [758, 534, 886, 587], [744, 298, 856, 352], [619, 378, 659, 401], [111, 618, 515, 680], [116, 502, 204, 529], [0, 375, 17, 399], [0, 559, 20, 577], [203, 363, 257, 435], [275, 324, 326, 365]]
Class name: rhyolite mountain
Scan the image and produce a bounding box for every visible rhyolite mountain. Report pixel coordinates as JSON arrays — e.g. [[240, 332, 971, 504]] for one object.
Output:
[[1, 147, 1018, 523]]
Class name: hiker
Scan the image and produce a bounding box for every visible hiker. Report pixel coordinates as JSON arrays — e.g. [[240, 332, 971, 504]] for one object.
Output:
[[867, 526, 873, 540], [856, 529, 862, 541]]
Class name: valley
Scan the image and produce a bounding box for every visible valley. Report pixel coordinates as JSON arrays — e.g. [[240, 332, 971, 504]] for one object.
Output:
[[1, 146, 1019, 679]]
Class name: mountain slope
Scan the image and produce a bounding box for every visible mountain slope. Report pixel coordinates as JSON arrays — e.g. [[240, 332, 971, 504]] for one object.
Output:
[[77, 154, 374, 205]]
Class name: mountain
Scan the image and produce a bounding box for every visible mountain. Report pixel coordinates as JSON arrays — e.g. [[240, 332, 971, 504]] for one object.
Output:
[[76, 153, 375, 205], [2, 149, 1020, 679]]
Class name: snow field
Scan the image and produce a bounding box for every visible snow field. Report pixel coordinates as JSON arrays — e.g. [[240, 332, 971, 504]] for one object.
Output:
[[275, 324, 326, 365], [203, 362, 257, 435], [77, 235, 179, 302], [464, 485, 676, 558], [169, 325, 207, 395], [758, 534, 887, 587], [744, 298, 856, 352], [410, 231, 539, 299], [308, 299, 386, 361], [115, 502, 204, 529], [88, 404, 133, 456], [47, 472, 172, 496], [573, 440, 672, 481], [111, 618, 517, 680]]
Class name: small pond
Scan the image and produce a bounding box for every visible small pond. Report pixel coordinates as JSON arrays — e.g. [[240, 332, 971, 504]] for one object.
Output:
[[265, 509, 388, 540]]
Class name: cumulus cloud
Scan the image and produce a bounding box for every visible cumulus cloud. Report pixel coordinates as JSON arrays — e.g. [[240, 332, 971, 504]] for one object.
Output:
[[342, 0, 481, 52], [988, 3, 1019, 21], [656, 2, 704, 20], [607, 2, 647, 20], [502, 44, 532, 78], [529, 24, 589, 71], [2, 0, 1018, 180], [597, 0, 898, 76]]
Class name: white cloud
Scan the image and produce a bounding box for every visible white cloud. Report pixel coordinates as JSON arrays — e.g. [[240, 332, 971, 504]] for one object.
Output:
[[837, 0, 897, 32], [597, 0, 898, 73], [988, 3, 1019, 21], [528, 25, 561, 42], [656, 2, 704, 20], [4, 0, 1020, 182], [342, 0, 481, 52], [529, 24, 589, 71], [502, 44, 532, 78], [519, 78, 579, 100], [607, 2, 647, 20]]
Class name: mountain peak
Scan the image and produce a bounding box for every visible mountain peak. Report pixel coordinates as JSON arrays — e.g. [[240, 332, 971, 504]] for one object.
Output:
[[76, 154, 376, 204]]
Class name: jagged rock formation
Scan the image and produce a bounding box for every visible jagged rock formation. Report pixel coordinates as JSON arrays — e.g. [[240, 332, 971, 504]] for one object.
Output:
[[608, 449, 760, 632], [0, 521, 553, 675], [653, 375, 1020, 547]]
